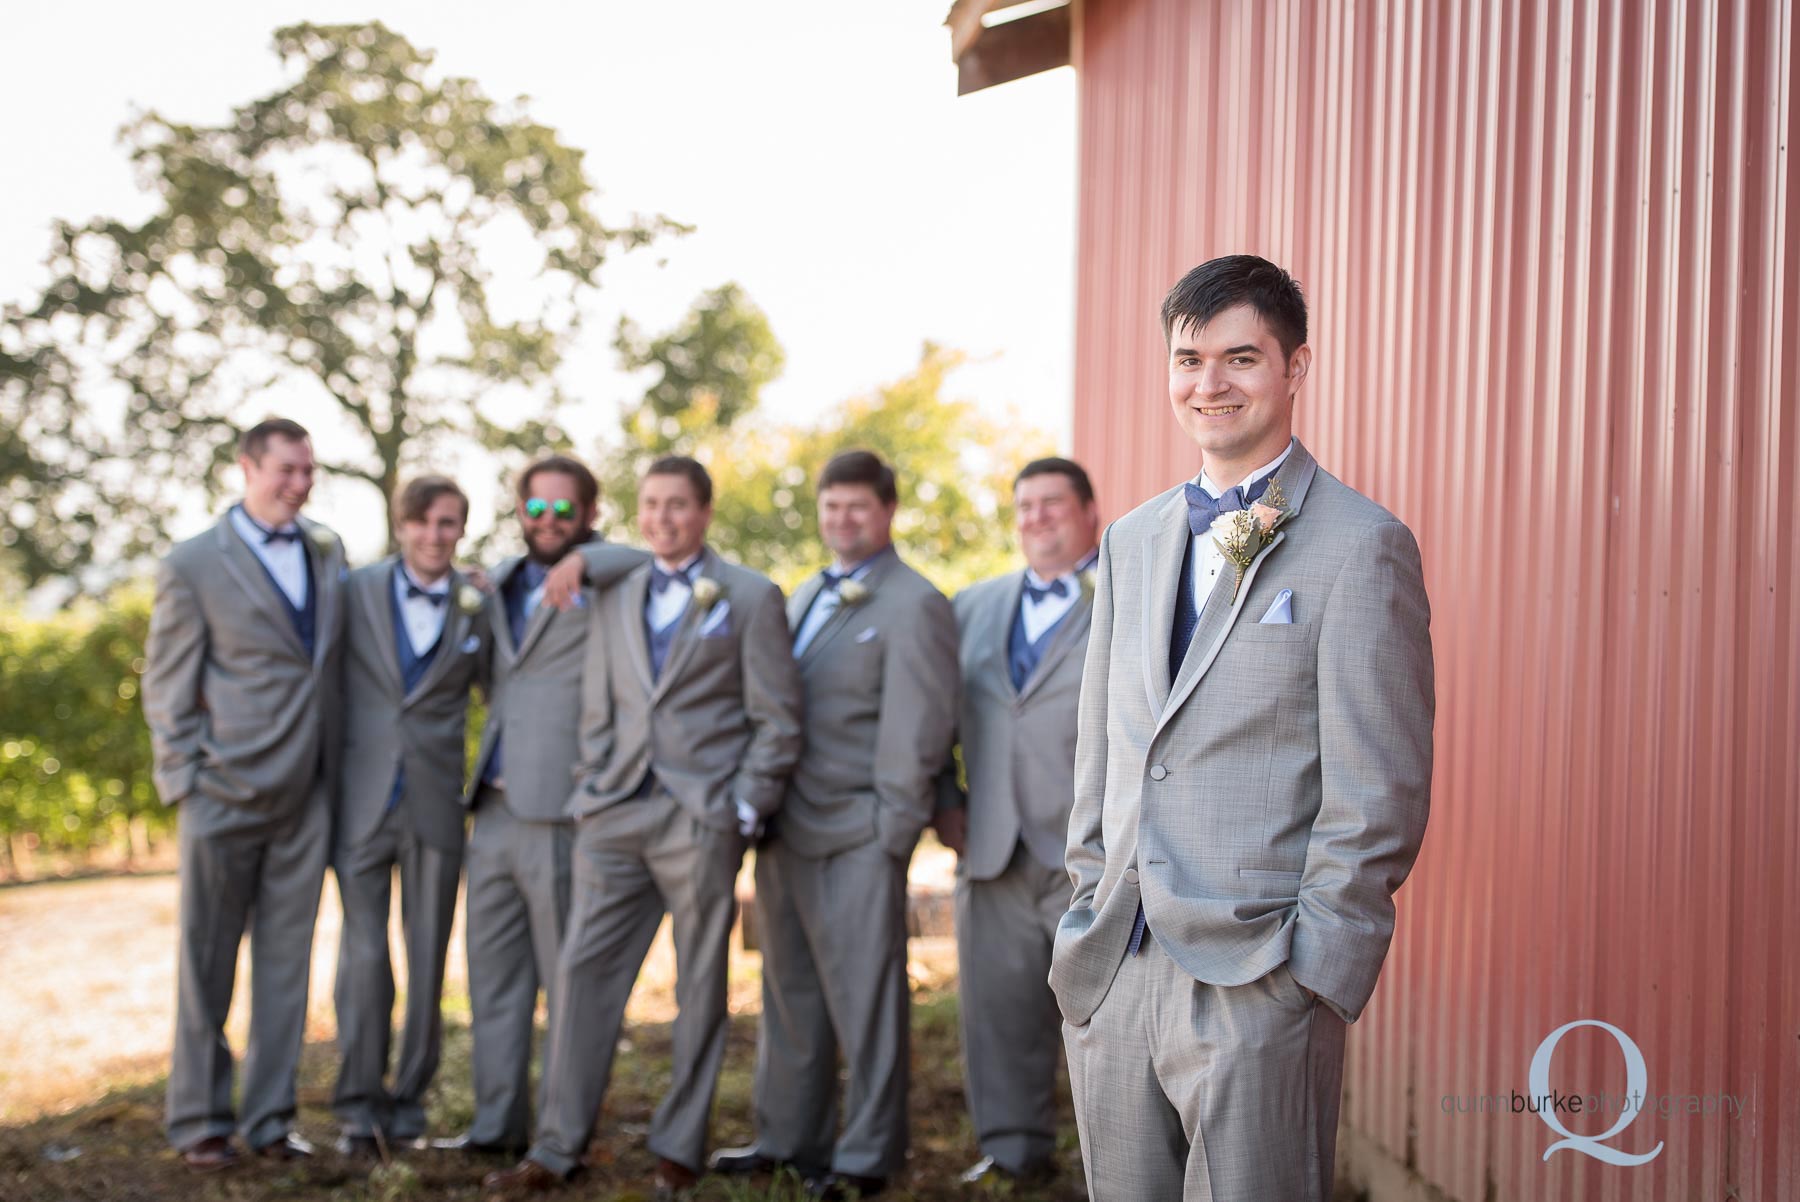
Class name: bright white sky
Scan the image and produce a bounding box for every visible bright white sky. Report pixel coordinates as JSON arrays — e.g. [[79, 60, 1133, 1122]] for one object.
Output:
[[1, 0, 1076, 559]]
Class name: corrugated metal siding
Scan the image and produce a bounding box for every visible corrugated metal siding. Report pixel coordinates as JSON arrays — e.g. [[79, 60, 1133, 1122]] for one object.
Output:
[[1068, 1, 1798, 1199]]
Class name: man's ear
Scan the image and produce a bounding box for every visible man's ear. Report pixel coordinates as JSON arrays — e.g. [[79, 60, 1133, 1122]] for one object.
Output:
[[1287, 345, 1312, 393]]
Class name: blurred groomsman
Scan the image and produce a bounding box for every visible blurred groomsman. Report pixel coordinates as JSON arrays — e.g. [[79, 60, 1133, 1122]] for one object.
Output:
[[331, 476, 488, 1157], [930, 457, 1100, 1187], [440, 455, 647, 1157], [711, 450, 959, 1201], [484, 456, 803, 1197], [143, 417, 347, 1170]]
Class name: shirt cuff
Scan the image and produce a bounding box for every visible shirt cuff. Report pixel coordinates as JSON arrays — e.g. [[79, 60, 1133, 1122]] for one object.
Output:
[[734, 798, 761, 838]]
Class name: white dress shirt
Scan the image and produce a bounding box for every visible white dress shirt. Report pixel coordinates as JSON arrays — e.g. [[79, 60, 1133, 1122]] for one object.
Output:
[[229, 505, 309, 610], [791, 549, 885, 656], [392, 563, 451, 657], [1189, 440, 1294, 603], [1019, 547, 1100, 643], [646, 553, 703, 633]]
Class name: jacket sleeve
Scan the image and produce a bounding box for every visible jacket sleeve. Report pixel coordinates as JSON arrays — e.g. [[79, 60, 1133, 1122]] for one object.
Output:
[[578, 541, 652, 590], [141, 555, 208, 805], [731, 581, 806, 817], [1288, 520, 1434, 1023], [1064, 525, 1116, 912], [872, 584, 961, 857]]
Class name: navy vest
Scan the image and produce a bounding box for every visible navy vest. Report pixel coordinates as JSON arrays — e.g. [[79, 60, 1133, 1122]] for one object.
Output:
[[247, 533, 318, 660], [1009, 598, 1072, 692]]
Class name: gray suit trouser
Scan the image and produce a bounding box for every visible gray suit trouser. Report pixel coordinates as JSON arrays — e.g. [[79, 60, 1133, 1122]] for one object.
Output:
[[330, 807, 463, 1139], [463, 788, 573, 1147], [1062, 930, 1347, 1201], [751, 835, 911, 1178], [166, 786, 331, 1151], [956, 842, 1069, 1174], [529, 795, 745, 1176]]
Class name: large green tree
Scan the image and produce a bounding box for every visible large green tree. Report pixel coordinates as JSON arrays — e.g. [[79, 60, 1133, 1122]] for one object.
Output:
[[0, 21, 684, 581]]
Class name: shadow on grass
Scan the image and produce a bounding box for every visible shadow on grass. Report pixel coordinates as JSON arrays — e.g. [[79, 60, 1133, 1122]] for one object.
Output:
[[0, 990, 1086, 1202]]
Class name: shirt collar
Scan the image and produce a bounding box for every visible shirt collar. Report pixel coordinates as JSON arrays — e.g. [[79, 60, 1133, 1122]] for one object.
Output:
[[231, 503, 300, 542], [830, 542, 896, 581], [1195, 438, 1294, 499], [396, 561, 450, 597], [1023, 546, 1099, 592]]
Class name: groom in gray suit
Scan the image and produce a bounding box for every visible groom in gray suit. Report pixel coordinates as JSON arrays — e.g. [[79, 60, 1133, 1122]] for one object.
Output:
[[445, 455, 648, 1157], [711, 450, 960, 1200], [931, 456, 1100, 1188], [484, 456, 803, 1198], [1051, 256, 1434, 1201], [143, 417, 347, 1170], [332, 476, 488, 1157]]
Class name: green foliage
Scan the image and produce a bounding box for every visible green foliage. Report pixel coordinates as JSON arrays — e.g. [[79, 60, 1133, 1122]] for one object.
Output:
[[0, 21, 686, 582], [0, 589, 163, 863]]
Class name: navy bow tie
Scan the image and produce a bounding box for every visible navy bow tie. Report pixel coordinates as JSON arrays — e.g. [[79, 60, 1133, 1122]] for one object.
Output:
[[1023, 577, 1070, 604], [820, 568, 850, 592], [1183, 474, 1274, 537], [406, 583, 449, 606], [649, 565, 694, 595]]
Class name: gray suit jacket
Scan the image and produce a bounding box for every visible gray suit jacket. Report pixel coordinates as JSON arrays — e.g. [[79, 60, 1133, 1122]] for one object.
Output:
[[938, 569, 1093, 882], [467, 539, 650, 823], [142, 510, 349, 834], [780, 550, 960, 860], [569, 547, 804, 829], [337, 558, 490, 853], [1049, 440, 1434, 1026]]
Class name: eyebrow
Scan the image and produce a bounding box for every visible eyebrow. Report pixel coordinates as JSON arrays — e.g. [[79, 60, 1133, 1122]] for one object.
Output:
[[1173, 343, 1264, 358]]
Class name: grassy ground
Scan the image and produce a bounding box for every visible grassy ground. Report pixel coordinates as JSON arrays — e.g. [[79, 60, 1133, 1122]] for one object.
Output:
[[0, 988, 1086, 1202], [0, 868, 1086, 1201]]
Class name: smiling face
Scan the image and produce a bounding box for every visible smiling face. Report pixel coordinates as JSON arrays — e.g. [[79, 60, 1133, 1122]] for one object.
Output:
[[239, 433, 315, 527], [517, 469, 594, 564], [1167, 303, 1310, 485], [1015, 471, 1099, 580], [818, 483, 895, 567], [637, 471, 712, 566], [399, 492, 467, 584]]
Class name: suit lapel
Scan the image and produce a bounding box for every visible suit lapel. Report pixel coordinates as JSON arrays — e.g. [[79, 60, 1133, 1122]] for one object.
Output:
[[1155, 439, 1322, 727], [359, 559, 406, 695], [303, 521, 340, 669], [215, 517, 308, 661], [489, 557, 523, 665], [1141, 491, 1192, 712], [980, 573, 1027, 700], [618, 565, 656, 694], [405, 569, 470, 708], [1019, 589, 1093, 703], [651, 550, 719, 701], [801, 551, 896, 666], [512, 571, 557, 663]]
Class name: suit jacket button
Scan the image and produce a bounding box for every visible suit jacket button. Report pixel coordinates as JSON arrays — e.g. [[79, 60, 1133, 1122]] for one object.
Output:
[[1149, 764, 1168, 781], [1124, 868, 1139, 884]]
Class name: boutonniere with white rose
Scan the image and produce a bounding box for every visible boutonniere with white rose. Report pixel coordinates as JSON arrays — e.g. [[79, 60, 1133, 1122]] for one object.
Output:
[[307, 525, 340, 556], [1212, 480, 1291, 602], [457, 584, 486, 616], [689, 576, 722, 612], [837, 579, 871, 606]]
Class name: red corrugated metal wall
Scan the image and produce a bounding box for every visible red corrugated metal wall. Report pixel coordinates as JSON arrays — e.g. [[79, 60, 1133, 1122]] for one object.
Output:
[[1068, 1, 1797, 1198]]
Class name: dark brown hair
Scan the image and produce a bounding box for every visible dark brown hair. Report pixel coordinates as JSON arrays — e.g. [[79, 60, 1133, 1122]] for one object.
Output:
[[517, 454, 599, 510], [238, 417, 310, 462], [817, 449, 898, 506], [644, 455, 713, 507], [1014, 456, 1095, 505], [393, 475, 470, 526]]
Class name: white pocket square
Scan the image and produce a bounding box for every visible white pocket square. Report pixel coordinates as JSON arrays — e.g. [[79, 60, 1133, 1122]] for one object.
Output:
[[1258, 589, 1294, 624], [699, 600, 731, 637], [460, 634, 482, 654], [855, 626, 879, 643]]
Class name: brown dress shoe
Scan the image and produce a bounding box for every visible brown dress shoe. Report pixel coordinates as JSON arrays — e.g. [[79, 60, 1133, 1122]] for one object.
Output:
[[655, 1156, 701, 1198], [255, 1134, 316, 1161], [181, 1135, 239, 1173], [482, 1158, 565, 1195]]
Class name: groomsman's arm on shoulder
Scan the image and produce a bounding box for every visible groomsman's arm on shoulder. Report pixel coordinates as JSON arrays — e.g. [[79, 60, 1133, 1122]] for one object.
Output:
[[731, 583, 806, 818], [142, 556, 208, 805], [1064, 526, 1117, 912], [870, 586, 961, 859], [1291, 520, 1434, 1022], [542, 540, 652, 611]]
